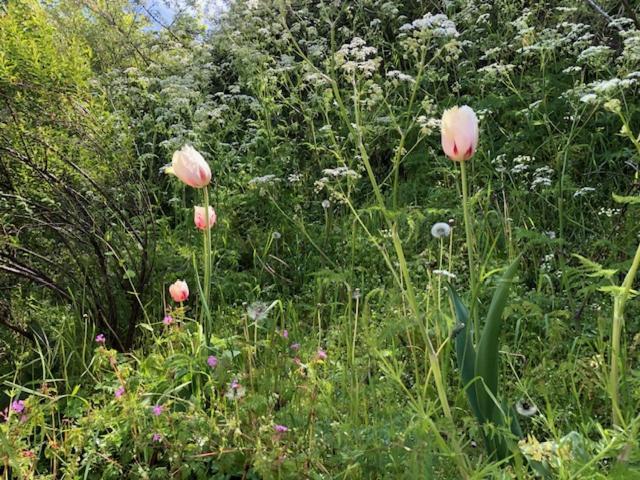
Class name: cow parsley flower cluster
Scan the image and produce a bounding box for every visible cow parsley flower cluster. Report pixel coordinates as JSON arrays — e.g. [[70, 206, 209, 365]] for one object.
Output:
[[248, 174, 279, 187], [386, 70, 415, 83], [399, 13, 458, 38], [511, 155, 534, 175], [573, 187, 596, 198], [478, 62, 516, 79], [577, 45, 613, 66], [335, 37, 381, 78], [322, 166, 361, 180], [417, 115, 440, 136], [530, 166, 554, 190]]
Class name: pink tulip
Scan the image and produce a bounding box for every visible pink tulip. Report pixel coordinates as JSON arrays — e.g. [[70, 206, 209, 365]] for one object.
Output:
[[194, 206, 217, 230], [440, 106, 479, 162], [168, 145, 211, 188], [169, 280, 189, 303]]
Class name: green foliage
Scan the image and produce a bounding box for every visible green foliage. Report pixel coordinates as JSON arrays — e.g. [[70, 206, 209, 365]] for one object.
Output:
[[449, 258, 522, 461], [2, 0, 640, 478]]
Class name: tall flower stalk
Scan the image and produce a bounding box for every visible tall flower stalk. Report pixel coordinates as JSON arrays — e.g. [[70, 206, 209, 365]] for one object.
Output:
[[441, 105, 479, 331], [607, 109, 640, 426], [201, 186, 213, 340], [166, 145, 213, 342], [608, 226, 640, 427], [459, 159, 477, 324]]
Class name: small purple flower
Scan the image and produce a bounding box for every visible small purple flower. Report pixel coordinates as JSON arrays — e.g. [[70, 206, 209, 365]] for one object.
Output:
[[282, 329, 289, 339], [152, 433, 162, 442], [207, 355, 218, 368], [114, 386, 125, 399], [290, 343, 300, 351], [274, 424, 289, 433], [316, 349, 327, 361], [95, 334, 106, 344], [11, 400, 25, 414], [152, 404, 164, 416], [163, 315, 174, 326]]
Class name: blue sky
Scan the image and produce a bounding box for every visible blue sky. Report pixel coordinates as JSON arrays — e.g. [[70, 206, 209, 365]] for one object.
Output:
[[134, 0, 228, 27]]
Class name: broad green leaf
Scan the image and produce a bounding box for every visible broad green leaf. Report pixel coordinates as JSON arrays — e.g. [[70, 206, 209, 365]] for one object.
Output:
[[447, 283, 482, 423], [475, 257, 519, 424]]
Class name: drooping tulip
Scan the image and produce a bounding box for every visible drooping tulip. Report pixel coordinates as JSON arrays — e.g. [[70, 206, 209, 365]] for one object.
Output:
[[166, 145, 211, 188], [169, 280, 189, 303], [440, 106, 479, 162], [194, 206, 217, 230]]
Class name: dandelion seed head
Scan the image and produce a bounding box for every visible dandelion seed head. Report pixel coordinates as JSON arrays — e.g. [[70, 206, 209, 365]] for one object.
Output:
[[247, 301, 271, 322], [225, 379, 246, 400], [516, 399, 538, 417], [431, 222, 451, 239]]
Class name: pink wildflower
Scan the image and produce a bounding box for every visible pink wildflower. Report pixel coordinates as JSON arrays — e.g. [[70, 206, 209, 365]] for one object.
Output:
[[163, 315, 174, 326], [274, 424, 289, 433], [152, 404, 164, 416], [11, 400, 25, 414], [207, 355, 218, 368], [95, 334, 106, 344], [316, 349, 327, 361], [115, 386, 125, 399]]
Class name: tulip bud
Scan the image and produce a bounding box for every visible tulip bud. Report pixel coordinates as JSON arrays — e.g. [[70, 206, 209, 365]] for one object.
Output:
[[441, 106, 479, 162], [167, 145, 211, 188], [193, 206, 217, 230], [169, 280, 189, 302]]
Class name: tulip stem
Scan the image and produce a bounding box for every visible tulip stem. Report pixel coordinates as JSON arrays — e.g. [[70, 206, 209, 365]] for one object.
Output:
[[459, 160, 477, 335], [202, 186, 212, 342], [609, 240, 640, 427]]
